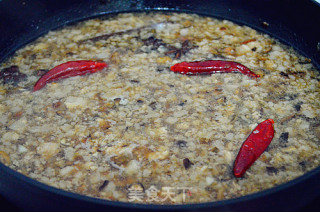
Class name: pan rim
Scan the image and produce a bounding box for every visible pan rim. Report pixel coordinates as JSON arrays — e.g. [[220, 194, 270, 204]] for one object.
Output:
[[1, 7, 320, 210], [1, 160, 320, 210]]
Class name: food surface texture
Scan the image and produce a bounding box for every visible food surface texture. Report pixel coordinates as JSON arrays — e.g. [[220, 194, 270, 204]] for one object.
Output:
[[1, 13, 320, 204]]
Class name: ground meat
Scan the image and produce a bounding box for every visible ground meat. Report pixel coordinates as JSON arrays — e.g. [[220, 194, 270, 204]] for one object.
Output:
[[0, 12, 319, 205]]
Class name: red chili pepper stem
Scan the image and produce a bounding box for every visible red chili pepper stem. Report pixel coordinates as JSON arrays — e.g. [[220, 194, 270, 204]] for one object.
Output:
[[233, 119, 275, 178], [33, 60, 108, 92], [170, 60, 260, 79]]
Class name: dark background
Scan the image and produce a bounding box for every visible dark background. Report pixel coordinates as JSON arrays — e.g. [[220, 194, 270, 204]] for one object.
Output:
[[0, 0, 320, 212], [1, 194, 319, 211]]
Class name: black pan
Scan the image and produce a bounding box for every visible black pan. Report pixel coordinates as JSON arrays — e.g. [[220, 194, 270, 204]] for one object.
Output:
[[0, 0, 320, 211]]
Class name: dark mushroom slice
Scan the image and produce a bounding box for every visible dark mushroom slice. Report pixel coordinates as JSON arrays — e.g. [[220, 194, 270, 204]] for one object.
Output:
[[0, 65, 26, 85]]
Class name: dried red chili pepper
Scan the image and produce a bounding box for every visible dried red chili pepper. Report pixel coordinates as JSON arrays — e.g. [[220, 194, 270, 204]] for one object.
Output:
[[170, 60, 260, 78], [233, 119, 275, 178], [33, 60, 108, 91]]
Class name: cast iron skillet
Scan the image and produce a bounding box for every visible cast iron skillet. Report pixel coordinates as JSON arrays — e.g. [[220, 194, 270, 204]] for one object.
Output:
[[0, 0, 320, 211]]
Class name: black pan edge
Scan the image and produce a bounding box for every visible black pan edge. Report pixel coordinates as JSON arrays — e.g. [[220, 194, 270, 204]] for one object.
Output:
[[1, 0, 320, 68], [1, 0, 320, 211], [1, 160, 320, 211]]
